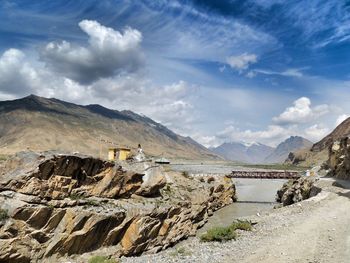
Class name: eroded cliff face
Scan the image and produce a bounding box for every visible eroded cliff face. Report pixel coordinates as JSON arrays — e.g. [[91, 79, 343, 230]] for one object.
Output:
[[327, 137, 350, 180], [0, 153, 235, 262]]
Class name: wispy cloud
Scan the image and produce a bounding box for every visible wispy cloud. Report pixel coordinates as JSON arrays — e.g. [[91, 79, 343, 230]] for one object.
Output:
[[254, 68, 305, 78]]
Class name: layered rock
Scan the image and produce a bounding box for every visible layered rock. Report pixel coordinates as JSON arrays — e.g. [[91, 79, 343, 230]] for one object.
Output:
[[276, 177, 321, 206], [327, 137, 350, 180], [0, 153, 236, 262]]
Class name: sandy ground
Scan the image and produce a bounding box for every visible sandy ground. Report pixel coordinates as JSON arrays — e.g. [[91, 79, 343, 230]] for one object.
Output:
[[122, 178, 350, 263]]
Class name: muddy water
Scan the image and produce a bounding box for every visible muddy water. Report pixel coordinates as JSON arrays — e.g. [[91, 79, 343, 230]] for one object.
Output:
[[170, 163, 287, 234], [197, 178, 286, 235]]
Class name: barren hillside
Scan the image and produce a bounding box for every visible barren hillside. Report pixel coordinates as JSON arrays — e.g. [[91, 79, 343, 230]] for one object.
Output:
[[0, 95, 217, 160]]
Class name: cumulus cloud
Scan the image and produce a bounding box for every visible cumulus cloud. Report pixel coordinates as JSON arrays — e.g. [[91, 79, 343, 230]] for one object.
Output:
[[0, 49, 41, 95], [226, 53, 257, 72], [40, 20, 144, 84], [273, 97, 330, 125]]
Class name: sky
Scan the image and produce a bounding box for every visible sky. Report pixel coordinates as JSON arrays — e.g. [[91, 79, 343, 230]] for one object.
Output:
[[0, 0, 350, 147]]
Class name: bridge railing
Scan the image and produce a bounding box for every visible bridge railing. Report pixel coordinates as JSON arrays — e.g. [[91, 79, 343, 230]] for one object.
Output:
[[228, 170, 301, 179]]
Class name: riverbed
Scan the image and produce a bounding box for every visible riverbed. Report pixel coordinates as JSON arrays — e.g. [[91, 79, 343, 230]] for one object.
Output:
[[198, 178, 286, 234], [170, 163, 287, 234]]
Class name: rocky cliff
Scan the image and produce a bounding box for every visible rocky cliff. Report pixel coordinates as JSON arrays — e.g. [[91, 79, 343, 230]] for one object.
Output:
[[327, 137, 350, 180], [0, 152, 235, 262]]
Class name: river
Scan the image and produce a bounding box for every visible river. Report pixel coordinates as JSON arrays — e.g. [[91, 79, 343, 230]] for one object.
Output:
[[170, 163, 287, 234]]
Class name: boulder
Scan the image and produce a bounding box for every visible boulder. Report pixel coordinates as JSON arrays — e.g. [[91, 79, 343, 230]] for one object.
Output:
[[276, 177, 321, 206], [135, 165, 166, 197]]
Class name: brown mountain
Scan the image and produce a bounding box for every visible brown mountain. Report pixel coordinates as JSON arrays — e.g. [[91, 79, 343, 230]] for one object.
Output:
[[311, 118, 350, 152], [264, 136, 313, 163], [0, 95, 217, 159], [286, 117, 350, 166]]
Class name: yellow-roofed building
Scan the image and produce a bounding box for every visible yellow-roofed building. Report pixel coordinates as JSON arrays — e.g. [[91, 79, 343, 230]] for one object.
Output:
[[117, 147, 131, 161], [108, 147, 131, 161]]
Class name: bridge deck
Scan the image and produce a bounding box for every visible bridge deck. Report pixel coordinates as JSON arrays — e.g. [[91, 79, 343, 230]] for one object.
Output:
[[228, 170, 300, 179]]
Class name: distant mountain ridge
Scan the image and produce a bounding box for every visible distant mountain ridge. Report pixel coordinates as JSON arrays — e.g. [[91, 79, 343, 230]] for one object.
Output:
[[265, 136, 313, 163], [210, 141, 274, 163], [211, 136, 312, 164], [0, 95, 218, 159]]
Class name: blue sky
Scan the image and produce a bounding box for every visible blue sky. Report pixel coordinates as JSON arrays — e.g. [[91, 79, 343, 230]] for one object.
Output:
[[0, 0, 350, 146]]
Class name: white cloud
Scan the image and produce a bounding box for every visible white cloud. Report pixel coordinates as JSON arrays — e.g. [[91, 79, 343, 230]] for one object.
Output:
[[254, 68, 304, 78], [281, 68, 303, 77], [40, 20, 144, 84], [273, 97, 330, 125], [0, 49, 41, 95], [335, 114, 349, 126], [246, 71, 256, 78], [304, 124, 329, 142], [204, 124, 292, 147], [226, 53, 257, 72]]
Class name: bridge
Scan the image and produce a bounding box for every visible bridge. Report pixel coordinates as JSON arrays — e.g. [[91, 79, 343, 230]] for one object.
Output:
[[227, 170, 301, 179]]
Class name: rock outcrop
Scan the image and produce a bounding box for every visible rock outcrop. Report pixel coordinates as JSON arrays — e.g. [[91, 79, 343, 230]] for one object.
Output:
[[276, 177, 321, 206], [327, 137, 350, 180], [0, 152, 236, 262]]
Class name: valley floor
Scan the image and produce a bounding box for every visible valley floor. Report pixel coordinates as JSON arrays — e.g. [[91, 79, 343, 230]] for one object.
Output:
[[122, 178, 350, 263]]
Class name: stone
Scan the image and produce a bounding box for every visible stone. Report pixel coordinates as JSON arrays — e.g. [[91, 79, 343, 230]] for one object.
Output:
[[135, 166, 166, 197], [276, 177, 321, 206]]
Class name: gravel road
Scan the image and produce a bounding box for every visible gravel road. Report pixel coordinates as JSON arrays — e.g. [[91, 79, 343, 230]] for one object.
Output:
[[122, 178, 350, 263]]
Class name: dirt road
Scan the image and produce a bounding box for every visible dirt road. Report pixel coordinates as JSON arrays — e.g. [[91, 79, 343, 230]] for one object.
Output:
[[123, 178, 350, 263], [238, 180, 350, 263]]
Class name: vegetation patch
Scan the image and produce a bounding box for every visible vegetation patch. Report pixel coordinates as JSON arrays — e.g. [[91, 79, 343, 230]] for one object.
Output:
[[0, 209, 9, 221], [88, 255, 119, 263], [200, 220, 253, 242], [0, 154, 8, 161], [231, 219, 253, 231], [69, 193, 83, 200]]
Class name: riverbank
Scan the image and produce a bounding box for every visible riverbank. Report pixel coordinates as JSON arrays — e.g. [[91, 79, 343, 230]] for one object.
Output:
[[122, 177, 350, 263]]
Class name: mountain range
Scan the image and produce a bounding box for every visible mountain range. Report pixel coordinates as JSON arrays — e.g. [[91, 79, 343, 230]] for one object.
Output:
[[0, 95, 217, 159], [211, 136, 313, 164]]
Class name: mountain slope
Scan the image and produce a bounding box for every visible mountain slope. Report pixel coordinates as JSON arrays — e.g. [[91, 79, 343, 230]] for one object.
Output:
[[265, 136, 313, 163], [210, 142, 274, 163], [0, 95, 217, 159], [311, 118, 350, 152], [286, 118, 350, 166]]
